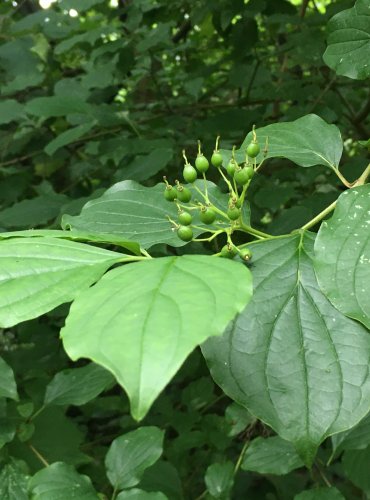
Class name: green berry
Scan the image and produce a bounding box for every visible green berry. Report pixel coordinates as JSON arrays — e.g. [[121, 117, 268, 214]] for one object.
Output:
[[176, 186, 192, 203], [227, 206, 240, 220], [240, 247, 252, 261], [183, 164, 197, 183], [220, 244, 237, 259], [164, 185, 177, 201], [234, 167, 250, 186], [200, 207, 216, 224], [177, 225, 193, 242], [195, 154, 209, 173], [178, 211, 192, 225], [211, 151, 223, 168], [246, 142, 260, 158], [245, 165, 255, 180], [226, 160, 236, 177]]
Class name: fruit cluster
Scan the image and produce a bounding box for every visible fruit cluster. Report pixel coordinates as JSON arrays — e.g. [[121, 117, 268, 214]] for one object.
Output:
[[164, 129, 266, 261]]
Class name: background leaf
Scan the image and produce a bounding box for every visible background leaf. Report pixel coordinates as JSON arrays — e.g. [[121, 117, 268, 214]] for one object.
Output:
[[242, 436, 303, 475], [0, 461, 29, 500], [202, 234, 370, 465], [314, 185, 370, 328], [0, 356, 18, 400], [323, 0, 370, 80], [294, 487, 345, 500], [44, 123, 95, 156], [204, 461, 234, 499], [61, 255, 252, 419], [117, 490, 167, 500], [0, 99, 24, 124], [44, 363, 114, 406], [0, 237, 125, 327], [105, 427, 164, 490], [331, 413, 370, 456], [28, 462, 99, 500]]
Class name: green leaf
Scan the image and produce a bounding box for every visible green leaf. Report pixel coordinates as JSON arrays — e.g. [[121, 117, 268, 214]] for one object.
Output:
[[314, 185, 370, 328], [44, 123, 95, 156], [25, 407, 89, 466], [0, 237, 125, 327], [0, 194, 68, 228], [225, 402, 255, 437], [117, 490, 167, 500], [323, 0, 370, 80], [29, 462, 99, 500], [331, 412, 370, 457], [204, 461, 234, 499], [140, 461, 183, 500], [230, 114, 342, 169], [59, 0, 104, 11], [119, 148, 173, 182], [105, 427, 164, 490], [202, 234, 370, 466], [44, 363, 114, 407], [0, 99, 24, 124], [0, 461, 29, 500], [241, 436, 303, 475], [294, 487, 345, 500], [61, 255, 252, 420], [342, 446, 370, 493], [0, 230, 141, 254], [0, 356, 18, 400], [25, 96, 91, 118], [61, 180, 237, 250]]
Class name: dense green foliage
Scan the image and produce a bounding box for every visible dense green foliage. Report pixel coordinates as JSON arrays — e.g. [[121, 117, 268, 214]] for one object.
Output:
[[0, 0, 369, 498]]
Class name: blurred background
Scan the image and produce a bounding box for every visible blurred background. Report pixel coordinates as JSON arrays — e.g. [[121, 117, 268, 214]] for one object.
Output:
[[0, 0, 369, 237]]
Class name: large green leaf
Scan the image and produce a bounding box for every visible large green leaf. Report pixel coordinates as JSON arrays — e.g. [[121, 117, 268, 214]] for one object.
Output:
[[61, 180, 241, 250], [0, 230, 141, 254], [0, 356, 18, 400], [61, 255, 252, 420], [0, 461, 29, 500], [241, 436, 303, 475], [202, 234, 370, 465], [44, 363, 114, 407], [228, 114, 342, 170], [105, 427, 164, 490], [28, 462, 99, 500], [314, 185, 370, 329], [323, 0, 370, 80], [0, 237, 126, 327]]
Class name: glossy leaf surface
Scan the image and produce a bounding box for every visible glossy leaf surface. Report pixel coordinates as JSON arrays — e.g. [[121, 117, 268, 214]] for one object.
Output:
[[44, 363, 114, 406], [0, 237, 125, 327], [105, 427, 164, 490], [61, 255, 252, 419], [228, 115, 342, 169], [62, 180, 242, 250], [202, 234, 370, 465], [28, 462, 99, 500], [323, 0, 370, 80], [314, 185, 370, 328]]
